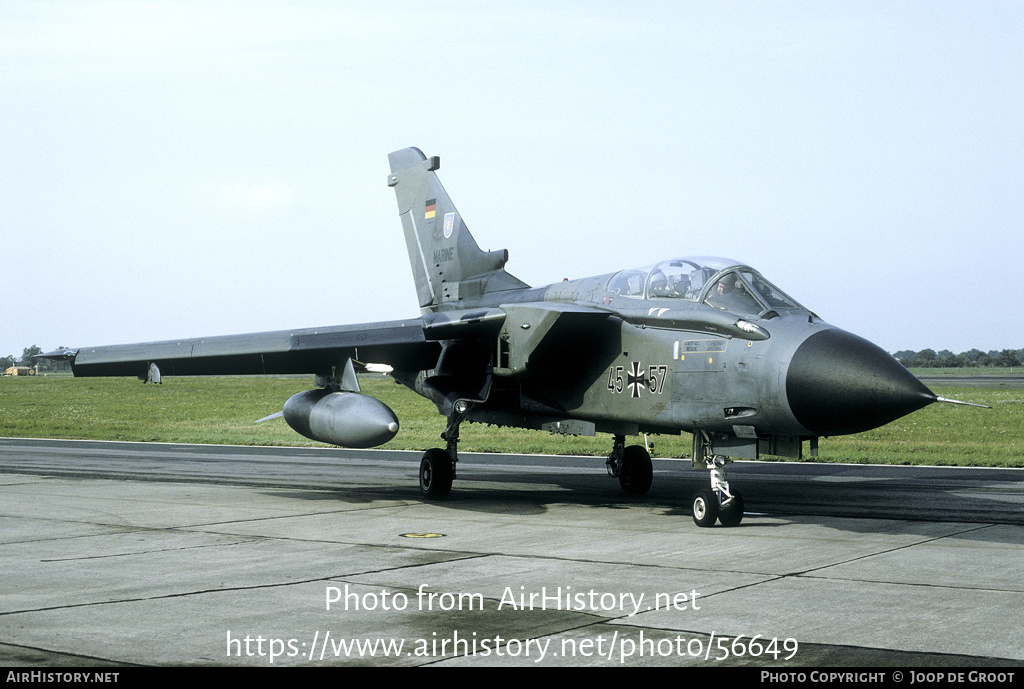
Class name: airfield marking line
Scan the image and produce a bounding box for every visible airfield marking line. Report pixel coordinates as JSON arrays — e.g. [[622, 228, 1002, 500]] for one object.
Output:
[[0, 641, 130, 668], [661, 522, 1002, 611], [37, 538, 261, 563], [779, 522, 996, 578]]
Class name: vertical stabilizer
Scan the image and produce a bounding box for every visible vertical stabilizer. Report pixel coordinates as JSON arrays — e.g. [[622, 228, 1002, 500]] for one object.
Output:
[[388, 147, 528, 312]]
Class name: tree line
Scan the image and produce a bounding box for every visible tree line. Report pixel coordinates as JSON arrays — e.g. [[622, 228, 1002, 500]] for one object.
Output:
[[1, 346, 70, 373], [894, 348, 1023, 369]]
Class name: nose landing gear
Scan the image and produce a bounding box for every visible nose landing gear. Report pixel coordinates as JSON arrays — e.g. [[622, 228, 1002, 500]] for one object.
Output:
[[692, 432, 744, 528]]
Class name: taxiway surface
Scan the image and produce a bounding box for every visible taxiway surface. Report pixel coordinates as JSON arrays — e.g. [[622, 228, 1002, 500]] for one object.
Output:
[[1, 437, 1022, 667]]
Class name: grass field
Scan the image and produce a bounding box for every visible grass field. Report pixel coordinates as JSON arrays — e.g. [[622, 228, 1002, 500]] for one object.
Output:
[[2, 374, 1021, 467]]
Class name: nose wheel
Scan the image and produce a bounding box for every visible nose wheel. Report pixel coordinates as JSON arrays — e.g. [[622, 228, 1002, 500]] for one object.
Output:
[[692, 488, 719, 527], [692, 484, 744, 527], [691, 471, 744, 527], [692, 433, 744, 527], [717, 491, 744, 527]]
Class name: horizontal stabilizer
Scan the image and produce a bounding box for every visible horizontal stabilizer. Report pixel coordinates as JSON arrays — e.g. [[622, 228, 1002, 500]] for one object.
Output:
[[38, 348, 78, 360]]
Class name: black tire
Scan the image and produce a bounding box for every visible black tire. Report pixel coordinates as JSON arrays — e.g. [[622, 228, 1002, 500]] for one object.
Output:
[[619, 445, 653, 495], [718, 492, 744, 527], [692, 488, 719, 527], [419, 448, 453, 499]]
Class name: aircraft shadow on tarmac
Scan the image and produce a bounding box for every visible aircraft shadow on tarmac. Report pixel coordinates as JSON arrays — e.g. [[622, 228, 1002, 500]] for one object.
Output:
[[254, 459, 1024, 542]]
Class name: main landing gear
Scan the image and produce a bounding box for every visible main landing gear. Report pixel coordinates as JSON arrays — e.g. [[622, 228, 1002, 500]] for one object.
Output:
[[691, 433, 744, 527], [419, 447, 454, 499], [419, 401, 472, 499], [606, 435, 654, 496]]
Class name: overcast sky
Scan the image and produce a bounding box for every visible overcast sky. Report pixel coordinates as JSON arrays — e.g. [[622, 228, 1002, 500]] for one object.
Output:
[[3, 0, 1021, 359]]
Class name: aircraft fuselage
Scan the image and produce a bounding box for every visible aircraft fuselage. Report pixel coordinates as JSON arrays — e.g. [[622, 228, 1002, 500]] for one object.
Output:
[[418, 260, 934, 462]]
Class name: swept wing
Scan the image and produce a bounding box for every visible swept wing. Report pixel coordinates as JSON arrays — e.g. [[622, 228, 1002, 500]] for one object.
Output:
[[50, 319, 440, 378]]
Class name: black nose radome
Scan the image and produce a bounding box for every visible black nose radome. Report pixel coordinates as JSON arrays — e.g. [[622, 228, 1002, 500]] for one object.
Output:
[[786, 329, 935, 436]]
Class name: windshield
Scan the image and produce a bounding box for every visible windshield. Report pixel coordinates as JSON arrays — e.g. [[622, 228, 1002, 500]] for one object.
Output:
[[606, 257, 804, 315], [704, 269, 802, 315]]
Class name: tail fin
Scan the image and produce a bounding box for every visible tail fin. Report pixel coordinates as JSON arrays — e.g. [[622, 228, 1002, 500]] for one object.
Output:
[[388, 147, 528, 312]]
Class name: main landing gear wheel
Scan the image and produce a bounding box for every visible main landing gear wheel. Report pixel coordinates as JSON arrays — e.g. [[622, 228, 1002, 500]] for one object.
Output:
[[619, 445, 653, 495], [419, 448, 453, 499]]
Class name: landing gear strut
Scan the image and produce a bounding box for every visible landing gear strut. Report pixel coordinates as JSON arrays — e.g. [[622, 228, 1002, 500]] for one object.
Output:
[[691, 432, 744, 527], [419, 400, 473, 499], [606, 434, 653, 495]]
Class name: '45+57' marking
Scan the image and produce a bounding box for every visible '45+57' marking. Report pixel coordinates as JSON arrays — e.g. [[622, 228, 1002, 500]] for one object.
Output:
[[607, 362, 668, 398]]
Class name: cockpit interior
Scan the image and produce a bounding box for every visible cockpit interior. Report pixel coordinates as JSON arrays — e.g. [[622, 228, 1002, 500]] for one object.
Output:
[[607, 257, 803, 316]]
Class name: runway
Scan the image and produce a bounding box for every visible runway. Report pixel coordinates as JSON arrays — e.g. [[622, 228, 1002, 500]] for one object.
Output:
[[1, 437, 1022, 667]]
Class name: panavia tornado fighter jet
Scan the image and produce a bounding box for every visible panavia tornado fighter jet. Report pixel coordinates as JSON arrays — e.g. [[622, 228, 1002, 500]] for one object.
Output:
[[42, 147, 985, 527]]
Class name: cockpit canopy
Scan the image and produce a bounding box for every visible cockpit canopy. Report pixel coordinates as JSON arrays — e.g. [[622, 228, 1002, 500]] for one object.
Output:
[[606, 257, 804, 316]]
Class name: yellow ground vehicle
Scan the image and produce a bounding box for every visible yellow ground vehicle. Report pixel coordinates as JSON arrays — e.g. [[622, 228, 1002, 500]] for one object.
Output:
[[3, 366, 35, 376]]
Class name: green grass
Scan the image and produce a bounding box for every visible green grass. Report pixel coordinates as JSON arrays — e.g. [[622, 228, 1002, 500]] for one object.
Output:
[[910, 367, 1024, 377], [816, 388, 1022, 466], [2, 375, 1021, 467]]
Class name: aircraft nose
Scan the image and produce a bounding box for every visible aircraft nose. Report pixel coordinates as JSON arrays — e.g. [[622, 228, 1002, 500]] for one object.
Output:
[[786, 329, 936, 436]]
